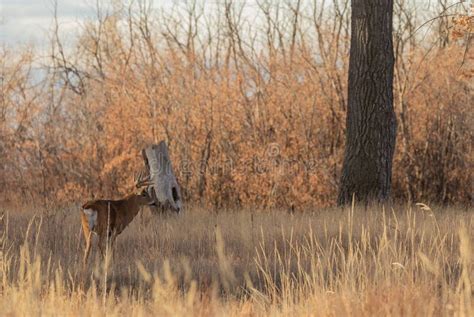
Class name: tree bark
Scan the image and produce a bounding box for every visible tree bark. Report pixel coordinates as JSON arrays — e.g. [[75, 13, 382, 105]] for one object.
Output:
[[142, 141, 183, 213], [337, 0, 397, 205]]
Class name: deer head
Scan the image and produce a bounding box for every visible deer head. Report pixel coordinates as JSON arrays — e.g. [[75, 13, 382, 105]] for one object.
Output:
[[133, 170, 156, 206]]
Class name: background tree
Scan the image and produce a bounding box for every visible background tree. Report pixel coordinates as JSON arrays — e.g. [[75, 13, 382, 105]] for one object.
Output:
[[338, 0, 398, 205]]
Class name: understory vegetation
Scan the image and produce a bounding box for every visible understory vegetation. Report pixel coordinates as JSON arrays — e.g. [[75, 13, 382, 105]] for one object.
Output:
[[1, 0, 472, 208]]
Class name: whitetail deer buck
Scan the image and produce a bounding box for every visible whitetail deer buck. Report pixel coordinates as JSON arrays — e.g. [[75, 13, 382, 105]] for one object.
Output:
[[80, 171, 155, 266]]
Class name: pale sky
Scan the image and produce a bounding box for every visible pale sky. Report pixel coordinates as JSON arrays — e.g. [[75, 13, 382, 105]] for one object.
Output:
[[1, 0, 95, 46], [0, 0, 253, 48], [1, 0, 469, 48], [0, 1, 179, 47], [0, 0, 225, 48]]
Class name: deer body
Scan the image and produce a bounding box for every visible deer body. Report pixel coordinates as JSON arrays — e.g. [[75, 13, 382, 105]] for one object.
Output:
[[81, 173, 154, 266]]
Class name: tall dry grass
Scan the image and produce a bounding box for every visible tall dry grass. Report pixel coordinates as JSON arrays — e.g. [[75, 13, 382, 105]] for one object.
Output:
[[0, 204, 472, 315]]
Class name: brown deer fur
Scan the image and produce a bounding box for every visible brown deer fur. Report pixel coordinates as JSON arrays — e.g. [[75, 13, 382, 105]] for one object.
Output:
[[80, 188, 153, 266]]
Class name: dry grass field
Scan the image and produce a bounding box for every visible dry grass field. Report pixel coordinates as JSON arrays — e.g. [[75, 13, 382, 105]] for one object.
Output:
[[0, 204, 472, 316]]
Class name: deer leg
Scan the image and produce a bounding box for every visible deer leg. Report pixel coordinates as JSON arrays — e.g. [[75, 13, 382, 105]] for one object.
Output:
[[81, 208, 97, 268], [98, 236, 105, 258], [83, 231, 93, 267], [98, 231, 115, 260], [103, 231, 117, 261]]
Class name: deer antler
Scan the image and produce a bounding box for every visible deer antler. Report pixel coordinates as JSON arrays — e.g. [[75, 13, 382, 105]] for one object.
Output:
[[134, 170, 153, 188]]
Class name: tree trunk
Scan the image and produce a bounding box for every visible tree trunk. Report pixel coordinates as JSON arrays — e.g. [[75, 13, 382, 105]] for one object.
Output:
[[142, 141, 183, 213], [337, 0, 397, 205]]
